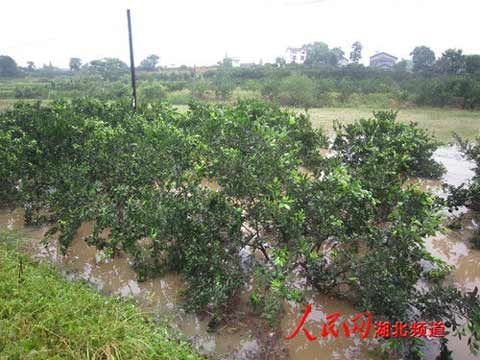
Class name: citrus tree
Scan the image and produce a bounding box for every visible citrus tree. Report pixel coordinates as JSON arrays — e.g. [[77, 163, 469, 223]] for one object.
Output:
[[0, 99, 478, 358]]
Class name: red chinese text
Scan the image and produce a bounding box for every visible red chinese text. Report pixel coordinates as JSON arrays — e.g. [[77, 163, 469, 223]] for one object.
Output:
[[285, 304, 446, 341]]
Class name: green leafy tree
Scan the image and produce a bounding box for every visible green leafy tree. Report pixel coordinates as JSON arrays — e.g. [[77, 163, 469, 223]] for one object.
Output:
[[0, 55, 18, 77], [466, 55, 480, 75], [69, 57, 82, 71], [304, 42, 337, 66], [411, 46, 436, 73], [275, 57, 286, 67], [260, 79, 281, 101], [349, 41, 362, 63], [139, 54, 160, 71], [87, 58, 129, 81], [212, 70, 234, 100], [333, 110, 446, 189], [139, 83, 167, 101], [393, 59, 408, 73], [26, 61, 35, 71], [221, 56, 233, 68], [278, 75, 316, 111], [436, 49, 467, 75], [331, 47, 346, 65]]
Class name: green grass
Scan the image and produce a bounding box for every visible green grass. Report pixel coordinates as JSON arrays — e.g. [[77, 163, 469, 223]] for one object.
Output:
[[306, 107, 480, 142], [0, 229, 201, 360]]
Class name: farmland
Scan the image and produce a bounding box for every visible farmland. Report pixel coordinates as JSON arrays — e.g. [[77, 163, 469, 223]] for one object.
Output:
[[1, 97, 479, 359], [1, 37, 480, 360], [307, 107, 480, 142], [1, 61, 480, 360]]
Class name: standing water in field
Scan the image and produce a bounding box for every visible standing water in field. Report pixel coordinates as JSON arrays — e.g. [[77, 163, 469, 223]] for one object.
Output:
[[279, 146, 480, 360], [433, 146, 476, 188], [0, 146, 479, 360]]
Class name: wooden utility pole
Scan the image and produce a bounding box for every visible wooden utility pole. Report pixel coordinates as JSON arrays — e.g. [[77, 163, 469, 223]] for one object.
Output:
[[127, 9, 137, 109]]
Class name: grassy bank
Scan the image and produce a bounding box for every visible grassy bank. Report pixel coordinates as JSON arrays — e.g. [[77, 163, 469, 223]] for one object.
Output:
[[0, 230, 201, 360]]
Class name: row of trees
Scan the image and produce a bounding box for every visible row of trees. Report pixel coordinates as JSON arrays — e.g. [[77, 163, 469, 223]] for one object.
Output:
[[2, 43, 480, 78], [282, 42, 480, 76], [411, 46, 480, 75], [0, 54, 162, 78], [3, 62, 480, 109], [2, 44, 480, 109], [68, 54, 161, 72]]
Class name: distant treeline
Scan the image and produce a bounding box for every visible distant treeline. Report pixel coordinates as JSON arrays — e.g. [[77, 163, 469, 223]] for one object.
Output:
[[1, 44, 480, 109]]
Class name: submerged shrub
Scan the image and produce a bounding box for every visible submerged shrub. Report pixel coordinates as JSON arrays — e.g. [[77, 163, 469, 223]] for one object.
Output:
[[1, 98, 478, 357], [333, 110, 445, 181]]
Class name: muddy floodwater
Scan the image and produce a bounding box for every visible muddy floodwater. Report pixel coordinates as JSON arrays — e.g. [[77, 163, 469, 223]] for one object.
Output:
[[0, 146, 479, 360]]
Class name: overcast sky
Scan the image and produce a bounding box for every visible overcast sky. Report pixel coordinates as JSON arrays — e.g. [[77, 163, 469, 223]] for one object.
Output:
[[1, 0, 479, 68]]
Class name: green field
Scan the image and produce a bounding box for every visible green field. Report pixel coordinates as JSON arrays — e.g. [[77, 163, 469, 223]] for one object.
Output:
[[306, 107, 480, 142]]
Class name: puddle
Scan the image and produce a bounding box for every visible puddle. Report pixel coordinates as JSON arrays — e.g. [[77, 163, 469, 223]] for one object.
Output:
[[425, 214, 479, 292], [0, 146, 479, 359], [423, 214, 479, 360], [433, 146, 476, 188]]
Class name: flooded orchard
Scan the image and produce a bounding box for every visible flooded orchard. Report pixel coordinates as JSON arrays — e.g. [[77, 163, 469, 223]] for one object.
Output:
[[1, 146, 479, 360]]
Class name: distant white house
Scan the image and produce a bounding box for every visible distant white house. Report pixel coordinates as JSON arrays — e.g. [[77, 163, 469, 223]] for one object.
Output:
[[285, 47, 307, 64], [369, 52, 398, 70]]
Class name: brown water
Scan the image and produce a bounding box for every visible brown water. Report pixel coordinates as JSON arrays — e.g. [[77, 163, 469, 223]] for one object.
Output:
[[281, 295, 383, 360], [0, 146, 479, 360], [422, 210, 480, 360], [423, 146, 480, 360], [0, 215, 257, 358]]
